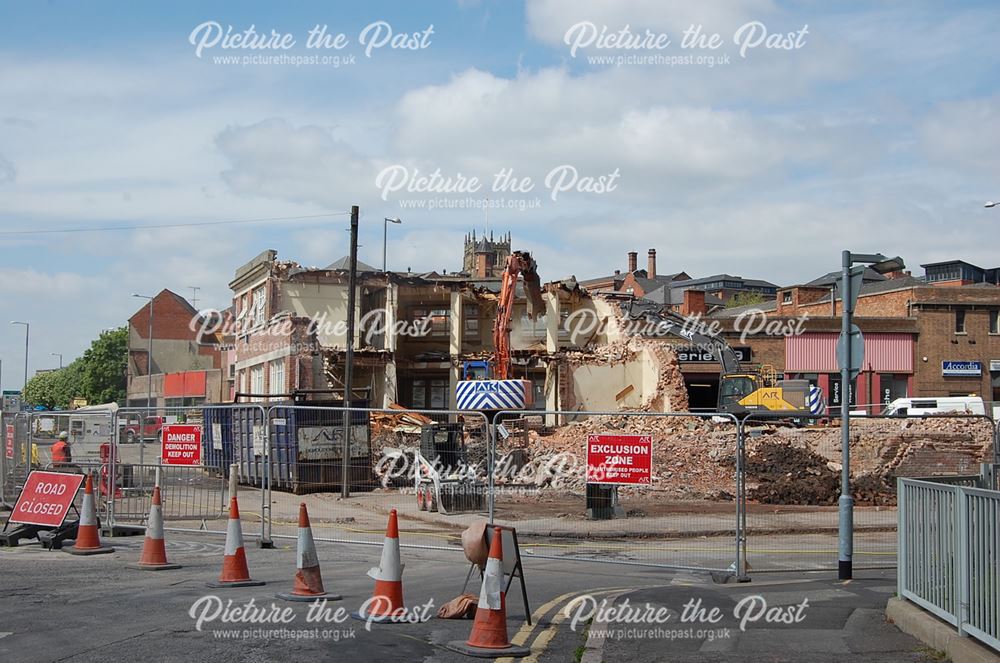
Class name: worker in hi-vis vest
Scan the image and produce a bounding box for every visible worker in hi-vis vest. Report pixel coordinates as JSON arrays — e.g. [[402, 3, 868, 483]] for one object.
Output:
[[51, 431, 72, 466]]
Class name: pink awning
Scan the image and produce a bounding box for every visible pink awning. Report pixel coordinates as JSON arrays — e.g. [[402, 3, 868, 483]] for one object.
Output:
[[785, 333, 912, 373]]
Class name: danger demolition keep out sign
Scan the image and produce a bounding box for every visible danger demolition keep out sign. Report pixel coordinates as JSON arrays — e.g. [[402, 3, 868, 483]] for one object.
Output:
[[586, 434, 652, 485], [11, 471, 85, 527], [161, 424, 202, 466]]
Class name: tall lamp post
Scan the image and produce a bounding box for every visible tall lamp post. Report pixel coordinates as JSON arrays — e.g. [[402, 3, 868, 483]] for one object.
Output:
[[383, 217, 402, 272], [836, 252, 904, 580], [10, 321, 29, 392], [50, 353, 63, 369]]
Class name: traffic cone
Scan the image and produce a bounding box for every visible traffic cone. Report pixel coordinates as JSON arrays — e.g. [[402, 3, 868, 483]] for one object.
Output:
[[66, 474, 115, 556], [206, 495, 265, 588], [353, 509, 421, 623], [129, 486, 181, 570], [446, 527, 529, 658], [277, 503, 340, 602]]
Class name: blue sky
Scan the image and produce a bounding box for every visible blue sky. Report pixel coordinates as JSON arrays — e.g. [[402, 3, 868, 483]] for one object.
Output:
[[1, 0, 999, 391]]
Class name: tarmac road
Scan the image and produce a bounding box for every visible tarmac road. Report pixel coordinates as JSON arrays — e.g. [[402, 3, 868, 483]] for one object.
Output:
[[0, 531, 933, 662]]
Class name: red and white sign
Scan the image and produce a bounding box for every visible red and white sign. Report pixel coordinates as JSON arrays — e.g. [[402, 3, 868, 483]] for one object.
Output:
[[161, 424, 202, 466], [5, 424, 13, 459], [10, 471, 85, 527], [586, 434, 652, 485]]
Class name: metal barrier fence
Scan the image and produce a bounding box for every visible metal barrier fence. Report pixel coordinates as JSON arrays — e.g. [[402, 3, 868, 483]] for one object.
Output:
[[739, 412, 997, 572], [898, 477, 1000, 651], [109, 406, 250, 535], [489, 409, 743, 573], [3, 402, 998, 579]]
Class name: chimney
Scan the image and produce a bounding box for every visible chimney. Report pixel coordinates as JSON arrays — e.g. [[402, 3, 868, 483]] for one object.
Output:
[[627, 251, 637, 273], [681, 289, 706, 316], [647, 249, 657, 279]]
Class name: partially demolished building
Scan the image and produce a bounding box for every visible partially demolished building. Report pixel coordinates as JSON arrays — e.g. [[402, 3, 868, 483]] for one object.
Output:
[[226, 245, 689, 418]]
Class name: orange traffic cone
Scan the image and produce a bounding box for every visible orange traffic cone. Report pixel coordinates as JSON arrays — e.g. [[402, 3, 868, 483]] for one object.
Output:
[[353, 509, 420, 623], [206, 495, 264, 588], [446, 527, 529, 658], [277, 503, 339, 602], [66, 474, 114, 556], [129, 486, 181, 570]]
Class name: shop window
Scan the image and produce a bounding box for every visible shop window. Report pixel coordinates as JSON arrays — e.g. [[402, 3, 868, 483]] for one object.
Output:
[[990, 310, 1000, 334], [955, 309, 966, 334]]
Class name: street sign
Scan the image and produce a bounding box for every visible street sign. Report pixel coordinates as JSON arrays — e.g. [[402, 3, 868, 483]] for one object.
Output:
[[5, 424, 13, 459], [837, 324, 865, 381], [160, 424, 202, 465], [586, 434, 652, 485], [10, 471, 85, 527]]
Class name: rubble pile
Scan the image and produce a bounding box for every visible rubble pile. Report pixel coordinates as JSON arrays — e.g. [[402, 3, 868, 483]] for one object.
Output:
[[507, 414, 737, 498]]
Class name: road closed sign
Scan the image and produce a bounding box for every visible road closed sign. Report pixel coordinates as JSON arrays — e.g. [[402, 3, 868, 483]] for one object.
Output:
[[586, 434, 652, 485], [161, 424, 202, 466], [11, 471, 85, 527]]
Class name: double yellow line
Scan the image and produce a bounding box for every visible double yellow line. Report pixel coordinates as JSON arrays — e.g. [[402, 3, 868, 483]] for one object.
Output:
[[498, 586, 635, 663]]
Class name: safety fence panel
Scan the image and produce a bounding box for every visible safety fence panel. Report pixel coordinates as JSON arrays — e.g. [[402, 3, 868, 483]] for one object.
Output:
[[256, 404, 490, 552], [898, 478, 1000, 652], [489, 409, 742, 572], [0, 412, 31, 507], [740, 412, 996, 572], [109, 406, 243, 535]]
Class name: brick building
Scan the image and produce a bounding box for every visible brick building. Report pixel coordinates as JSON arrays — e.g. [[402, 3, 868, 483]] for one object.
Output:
[[126, 289, 225, 408], [702, 261, 1000, 412]]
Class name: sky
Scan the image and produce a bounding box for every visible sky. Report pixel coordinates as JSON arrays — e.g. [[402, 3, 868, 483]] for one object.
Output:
[[1, 0, 999, 391]]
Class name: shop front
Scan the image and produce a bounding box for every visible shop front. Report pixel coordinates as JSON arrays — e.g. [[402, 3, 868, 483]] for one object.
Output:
[[785, 333, 914, 413]]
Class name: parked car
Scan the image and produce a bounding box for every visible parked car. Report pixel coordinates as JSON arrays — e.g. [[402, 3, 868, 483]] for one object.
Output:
[[122, 415, 177, 443]]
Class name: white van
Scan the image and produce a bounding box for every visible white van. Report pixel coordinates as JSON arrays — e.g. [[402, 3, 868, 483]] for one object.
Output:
[[882, 396, 985, 417]]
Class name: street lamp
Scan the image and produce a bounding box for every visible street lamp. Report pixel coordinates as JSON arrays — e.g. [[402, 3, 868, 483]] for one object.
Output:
[[9, 321, 28, 392], [383, 217, 402, 272], [131, 294, 154, 415], [984, 201, 998, 208], [50, 353, 63, 369], [836, 251, 904, 581]]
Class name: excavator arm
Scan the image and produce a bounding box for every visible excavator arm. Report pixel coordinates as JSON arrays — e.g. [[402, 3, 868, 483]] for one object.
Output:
[[625, 303, 743, 374], [492, 251, 543, 380]]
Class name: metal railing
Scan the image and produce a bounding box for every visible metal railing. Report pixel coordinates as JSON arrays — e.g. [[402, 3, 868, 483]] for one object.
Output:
[[898, 477, 1000, 652]]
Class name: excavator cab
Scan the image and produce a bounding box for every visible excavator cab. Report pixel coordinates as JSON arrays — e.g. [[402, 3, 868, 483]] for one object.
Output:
[[718, 374, 758, 411]]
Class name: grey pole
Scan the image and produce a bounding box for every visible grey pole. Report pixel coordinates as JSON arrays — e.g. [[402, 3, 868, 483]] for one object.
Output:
[[382, 217, 401, 273], [147, 298, 153, 415], [342, 205, 360, 499], [839, 249, 853, 580]]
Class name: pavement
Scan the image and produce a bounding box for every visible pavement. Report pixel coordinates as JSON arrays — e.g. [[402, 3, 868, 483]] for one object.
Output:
[[0, 530, 940, 662]]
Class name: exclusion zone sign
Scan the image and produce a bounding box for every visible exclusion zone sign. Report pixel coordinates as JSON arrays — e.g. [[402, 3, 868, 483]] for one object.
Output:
[[10, 470, 85, 527], [586, 434, 652, 485], [161, 424, 202, 466]]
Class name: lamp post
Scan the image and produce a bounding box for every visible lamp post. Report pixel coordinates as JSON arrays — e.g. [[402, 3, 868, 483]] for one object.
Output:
[[836, 252, 905, 580], [343, 205, 360, 499], [984, 201, 999, 208], [50, 353, 63, 369], [383, 217, 402, 272], [10, 321, 29, 392]]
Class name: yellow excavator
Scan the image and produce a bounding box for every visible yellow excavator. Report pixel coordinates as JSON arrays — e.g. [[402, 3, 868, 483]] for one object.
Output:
[[624, 302, 823, 416]]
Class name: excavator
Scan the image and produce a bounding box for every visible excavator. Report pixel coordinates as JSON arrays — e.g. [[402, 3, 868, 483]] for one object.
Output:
[[622, 300, 825, 416], [455, 250, 544, 410]]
